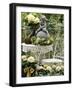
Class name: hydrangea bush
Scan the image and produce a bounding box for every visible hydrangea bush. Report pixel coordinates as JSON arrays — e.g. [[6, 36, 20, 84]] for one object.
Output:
[[22, 54, 64, 77]]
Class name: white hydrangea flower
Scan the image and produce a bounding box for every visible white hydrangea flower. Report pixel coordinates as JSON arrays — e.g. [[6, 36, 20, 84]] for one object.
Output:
[[61, 65, 64, 70], [21, 55, 27, 61], [36, 37, 41, 41], [27, 56, 35, 63], [46, 66, 52, 72], [27, 14, 35, 23], [56, 66, 61, 71], [52, 65, 56, 69], [47, 40, 50, 44], [35, 37, 41, 44], [43, 64, 48, 68], [37, 66, 44, 70], [34, 17, 40, 24]]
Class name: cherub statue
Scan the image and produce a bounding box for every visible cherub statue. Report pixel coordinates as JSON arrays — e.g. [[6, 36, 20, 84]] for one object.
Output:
[[35, 15, 49, 38]]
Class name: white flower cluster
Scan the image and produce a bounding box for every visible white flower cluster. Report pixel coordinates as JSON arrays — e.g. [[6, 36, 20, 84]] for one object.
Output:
[[37, 64, 64, 72], [21, 55, 36, 63], [27, 56, 35, 63], [21, 55, 27, 61], [25, 13, 40, 24]]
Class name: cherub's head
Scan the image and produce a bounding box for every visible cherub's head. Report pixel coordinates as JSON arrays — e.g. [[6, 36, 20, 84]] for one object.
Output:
[[40, 15, 47, 26]]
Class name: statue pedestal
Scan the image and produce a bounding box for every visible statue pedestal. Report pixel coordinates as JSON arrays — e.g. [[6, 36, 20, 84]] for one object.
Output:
[[21, 43, 53, 64], [21, 43, 53, 53]]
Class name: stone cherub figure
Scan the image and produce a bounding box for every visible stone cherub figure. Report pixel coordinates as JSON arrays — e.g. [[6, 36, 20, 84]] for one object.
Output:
[[35, 15, 49, 38]]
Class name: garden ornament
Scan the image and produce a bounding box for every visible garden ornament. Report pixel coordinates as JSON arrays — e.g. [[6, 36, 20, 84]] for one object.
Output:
[[36, 15, 49, 38]]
